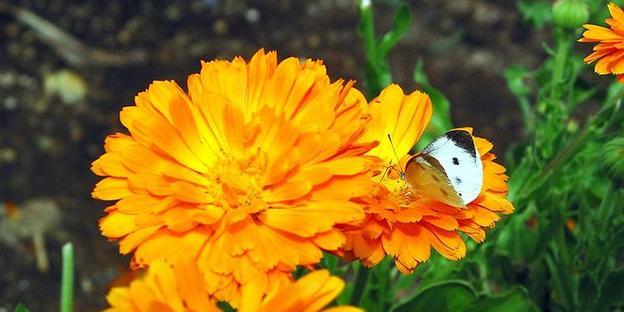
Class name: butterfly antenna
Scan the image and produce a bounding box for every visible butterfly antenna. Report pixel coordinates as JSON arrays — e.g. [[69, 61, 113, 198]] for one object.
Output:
[[387, 134, 407, 180], [387, 134, 402, 165], [377, 166, 390, 183]]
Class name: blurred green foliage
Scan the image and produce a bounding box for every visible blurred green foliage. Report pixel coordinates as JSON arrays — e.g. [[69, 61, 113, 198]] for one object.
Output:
[[13, 303, 30, 312], [329, 0, 624, 311]]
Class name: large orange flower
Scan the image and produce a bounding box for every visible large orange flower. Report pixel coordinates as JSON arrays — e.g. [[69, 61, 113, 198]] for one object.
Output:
[[579, 3, 624, 81], [92, 49, 380, 306], [106, 260, 358, 312], [343, 84, 514, 273]]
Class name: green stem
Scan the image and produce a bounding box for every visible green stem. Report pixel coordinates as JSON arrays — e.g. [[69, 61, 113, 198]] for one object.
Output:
[[596, 182, 617, 240], [357, 0, 393, 97], [349, 264, 370, 306], [555, 213, 576, 310], [545, 253, 575, 312], [516, 122, 592, 203], [550, 28, 570, 103], [518, 97, 535, 133], [357, 0, 381, 98], [60, 243, 74, 312], [358, 0, 377, 62], [478, 260, 491, 293]]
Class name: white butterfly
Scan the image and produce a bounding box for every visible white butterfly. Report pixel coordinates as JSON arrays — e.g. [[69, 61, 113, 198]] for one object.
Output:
[[404, 129, 483, 207]]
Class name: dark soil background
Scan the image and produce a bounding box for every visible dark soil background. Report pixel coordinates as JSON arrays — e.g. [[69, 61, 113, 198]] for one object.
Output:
[[0, 0, 545, 310]]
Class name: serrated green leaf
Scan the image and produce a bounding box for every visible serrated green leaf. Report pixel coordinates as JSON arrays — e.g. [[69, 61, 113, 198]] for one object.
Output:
[[389, 280, 478, 312]]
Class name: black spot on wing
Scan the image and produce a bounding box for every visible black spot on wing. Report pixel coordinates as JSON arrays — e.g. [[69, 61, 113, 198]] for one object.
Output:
[[455, 177, 462, 184], [452, 157, 459, 165], [445, 130, 477, 158]]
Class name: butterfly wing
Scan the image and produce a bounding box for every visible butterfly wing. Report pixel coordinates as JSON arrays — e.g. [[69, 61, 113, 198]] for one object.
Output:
[[404, 154, 465, 207], [420, 129, 483, 205], [405, 129, 483, 207]]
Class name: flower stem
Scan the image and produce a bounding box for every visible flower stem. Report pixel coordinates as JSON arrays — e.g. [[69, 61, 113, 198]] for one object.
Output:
[[597, 181, 617, 241], [349, 264, 370, 306], [60, 242, 74, 312], [550, 28, 570, 103]]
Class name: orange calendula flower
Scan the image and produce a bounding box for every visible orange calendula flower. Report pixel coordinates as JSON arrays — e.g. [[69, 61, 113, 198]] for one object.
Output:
[[106, 259, 218, 312], [106, 260, 359, 312], [579, 3, 624, 81], [258, 270, 361, 312], [343, 84, 514, 273], [92, 49, 379, 306]]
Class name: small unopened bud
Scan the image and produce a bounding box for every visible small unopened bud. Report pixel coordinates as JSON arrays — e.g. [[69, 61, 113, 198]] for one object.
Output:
[[603, 138, 624, 183], [553, 0, 589, 29], [566, 119, 578, 133]]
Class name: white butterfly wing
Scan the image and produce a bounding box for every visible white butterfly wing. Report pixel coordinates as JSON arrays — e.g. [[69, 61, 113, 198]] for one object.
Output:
[[421, 130, 483, 205]]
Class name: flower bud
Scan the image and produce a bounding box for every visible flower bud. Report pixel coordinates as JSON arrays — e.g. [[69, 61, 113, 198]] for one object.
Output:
[[566, 119, 578, 133], [553, 0, 589, 29], [603, 138, 624, 183]]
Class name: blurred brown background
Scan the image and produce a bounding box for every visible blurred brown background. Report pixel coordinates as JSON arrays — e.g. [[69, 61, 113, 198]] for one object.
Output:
[[0, 0, 544, 310]]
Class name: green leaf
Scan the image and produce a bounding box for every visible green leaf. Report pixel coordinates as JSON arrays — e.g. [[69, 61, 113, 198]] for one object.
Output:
[[413, 59, 453, 149], [494, 202, 541, 262], [466, 287, 541, 312], [320, 252, 349, 276], [505, 65, 531, 97], [13, 303, 30, 312], [517, 0, 552, 29], [390, 282, 538, 312], [606, 81, 624, 105], [417, 255, 467, 289], [600, 268, 624, 306], [389, 280, 478, 312], [217, 301, 235, 312], [378, 5, 412, 58], [358, 259, 395, 311], [336, 262, 359, 305], [577, 274, 599, 310], [504, 65, 534, 131]]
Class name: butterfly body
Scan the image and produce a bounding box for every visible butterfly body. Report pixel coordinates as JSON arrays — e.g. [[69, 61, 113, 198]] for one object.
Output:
[[404, 130, 483, 207]]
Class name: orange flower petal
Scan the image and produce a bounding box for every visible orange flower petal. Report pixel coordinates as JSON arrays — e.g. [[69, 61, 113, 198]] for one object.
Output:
[[93, 178, 131, 200]]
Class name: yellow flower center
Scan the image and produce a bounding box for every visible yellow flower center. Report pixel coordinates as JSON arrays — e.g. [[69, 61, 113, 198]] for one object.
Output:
[[378, 167, 419, 208], [206, 156, 266, 214]]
